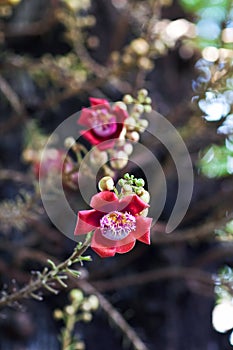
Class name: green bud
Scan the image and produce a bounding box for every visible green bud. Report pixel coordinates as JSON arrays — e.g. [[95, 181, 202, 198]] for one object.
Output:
[[144, 105, 152, 113], [69, 289, 84, 303], [118, 178, 126, 187], [124, 173, 130, 180], [135, 178, 145, 187], [145, 97, 152, 104], [138, 89, 148, 98], [123, 94, 134, 104]]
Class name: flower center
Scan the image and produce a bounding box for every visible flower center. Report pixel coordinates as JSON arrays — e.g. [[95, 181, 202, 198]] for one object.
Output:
[[91, 109, 117, 137], [100, 211, 136, 241]]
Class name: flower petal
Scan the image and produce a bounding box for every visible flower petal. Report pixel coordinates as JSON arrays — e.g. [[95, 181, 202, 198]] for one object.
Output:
[[78, 108, 94, 127], [133, 216, 152, 243], [113, 106, 128, 123], [89, 97, 109, 107], [119, 195, 149, 215], [74, 209, 102, 235], [91, 228, 116, 257], [80, 130, 103, 146], [116, 240, 136, 254], [90, 191, 119, 212], [81, 124, 124, 150]]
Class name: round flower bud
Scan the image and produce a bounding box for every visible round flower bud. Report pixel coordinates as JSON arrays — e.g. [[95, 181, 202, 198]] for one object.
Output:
[[135, 178, 145, 187], [118, 178, 126, 187], [82, 312, 92, 322], [22, 149, 37, 163], [123, 94, 134, 104], [138, 89, 148, 98], [53, 309, 63, 320], [126, 131, 140, 142], [69, 289, 84, 303], [137, 57, 154, 71], [125, 117, 136, 131], [123, 184, 132, 192], [98, 176, 114, 191], [139, 189, 150, 203], [90, 149, 108, 166], [140, 208, 149, 217], [74, 341, 85, 350], [123, 143, 133, 155], [64, 137, 76, 149], [131, 38, 149, 55], [88, 295, 99, 310], [114, 101, 127, 110], [145, 97, 152, 104], [134, 104, 144, 114], [139, 119, 149, 128], [81, 301, 92, 312], [65, 305, 75, 315], [144, 105, 152, 113], [110, 151, 128, 169], [137, 119, 149, 132]]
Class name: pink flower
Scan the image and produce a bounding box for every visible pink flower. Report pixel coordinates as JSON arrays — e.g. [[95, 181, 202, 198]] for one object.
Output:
[[78, 97, 128, 151], [74, 191, 152, 258]]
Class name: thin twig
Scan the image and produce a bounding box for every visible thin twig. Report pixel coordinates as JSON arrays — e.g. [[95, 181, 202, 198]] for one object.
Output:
[[0, 234, 92, 309], [79, 280, 150, 350]]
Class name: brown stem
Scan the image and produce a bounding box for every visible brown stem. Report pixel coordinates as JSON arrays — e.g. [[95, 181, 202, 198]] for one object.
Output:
[[78, 280, 150, 350], [0, 234, 92, 309]]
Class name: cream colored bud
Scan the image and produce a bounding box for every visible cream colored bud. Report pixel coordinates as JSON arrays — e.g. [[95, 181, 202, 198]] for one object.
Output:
[[53, 309, 63, 320], [139, 119, 149, 128], [110, 151, 128, 169], [82, 312, 92, 322], [139, 189, 150, 203], [65, 305, 75, 315], [69, 289, 84, 302], [90, 149, 108, 166], [64, 137, 76, 149], [74, 341, 85, 350], [137, 119, 149, 132], [98, 176, 114, 191], [134, 104, 144, 114], [88, 295, 99, 310], [125, 117, 136, 130], [131, 38, 149, 55], [22, 149, 37, 163], [138, 89, 148, 98], [123, 94, 134, 104], [126, 131, 140, 142], [123, 143, 133, 155], [114, 101, 127, 110], [140, 208, 149, 217], [123, 184, 132, 192], [145, 97, 152, 104], [81, 301, 92, 312], [144, 105, 152, 113], [137, 57, 154, 71]]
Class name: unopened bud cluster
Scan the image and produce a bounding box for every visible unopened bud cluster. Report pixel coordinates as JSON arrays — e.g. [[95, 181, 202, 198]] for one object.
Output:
[[54, 288, 99, 348], [87, 90, 151, 175], [98, 173, 150, 217], [118, 173, 150, 217], [123, 89, 151, 142]]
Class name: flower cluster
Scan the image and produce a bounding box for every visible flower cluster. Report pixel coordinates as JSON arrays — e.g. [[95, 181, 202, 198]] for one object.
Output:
[[74, 174, 152, 258], [78, 91, 151, 173]]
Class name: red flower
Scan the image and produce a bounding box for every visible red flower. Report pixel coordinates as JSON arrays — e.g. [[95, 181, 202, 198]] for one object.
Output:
[[74, 191, 152, 258], [78, 97, 128, 151]]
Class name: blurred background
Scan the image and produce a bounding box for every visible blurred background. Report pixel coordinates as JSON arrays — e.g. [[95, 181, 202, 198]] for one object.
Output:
[[1, 0, 233, 349]]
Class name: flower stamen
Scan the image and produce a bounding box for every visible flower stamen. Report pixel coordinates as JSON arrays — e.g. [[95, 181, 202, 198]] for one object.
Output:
[[91, 109, 117, 137], [100, 211, 136, 241]]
